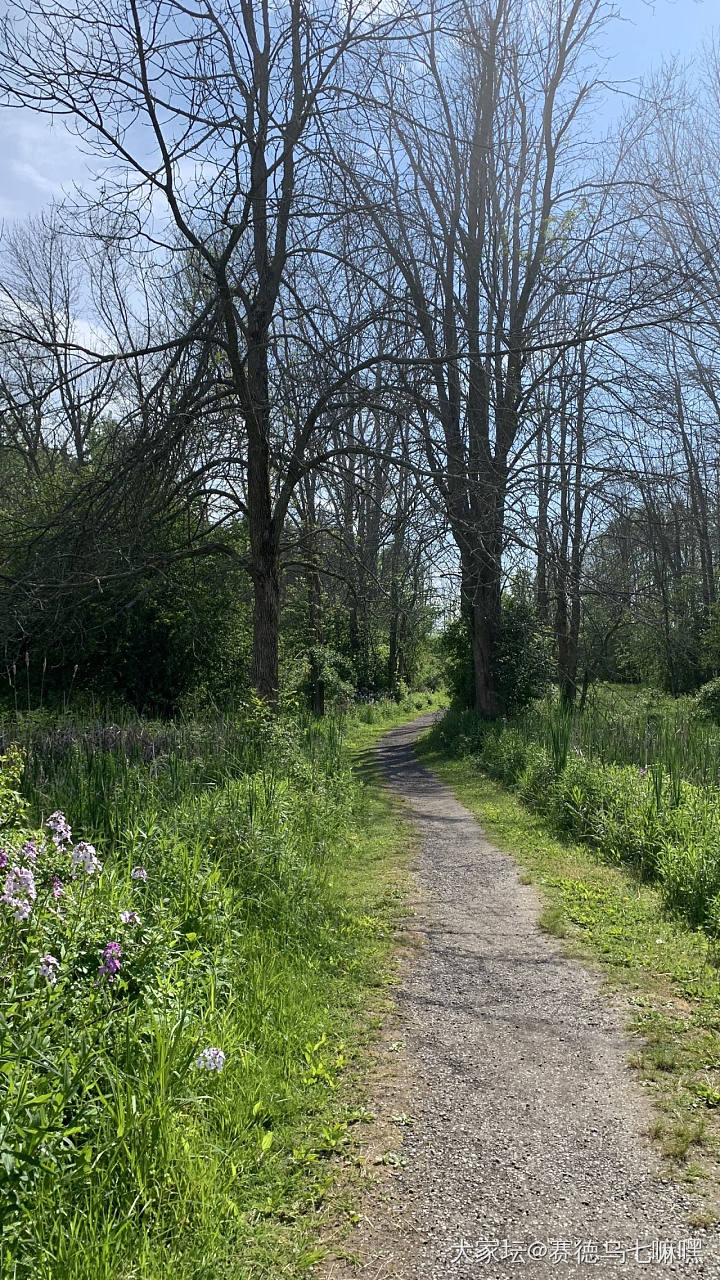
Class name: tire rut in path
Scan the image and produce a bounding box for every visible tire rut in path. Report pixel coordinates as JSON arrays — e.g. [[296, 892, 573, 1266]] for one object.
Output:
[[328, 715, 716, 1279]]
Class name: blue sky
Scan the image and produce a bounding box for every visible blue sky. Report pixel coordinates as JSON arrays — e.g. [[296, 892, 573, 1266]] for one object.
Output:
[[0, 0, 716, 222]]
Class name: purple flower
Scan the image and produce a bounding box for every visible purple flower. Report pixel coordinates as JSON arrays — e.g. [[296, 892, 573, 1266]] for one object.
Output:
[[71, 842, 102, 877], [639, 766, 649, 777], [120, 909, 141, 926], [46, 811, 72, 848], [20, 841, 39, 863], [39, 954, 60, 983], [1, 865, 36, 924], [3, 865, 36, 905], [0, 850, 7, 871], [51, 876, 65, 899], [98, 941, 122, 983], [194, 1046, 226, 1072], [130, 866, 148, 883]]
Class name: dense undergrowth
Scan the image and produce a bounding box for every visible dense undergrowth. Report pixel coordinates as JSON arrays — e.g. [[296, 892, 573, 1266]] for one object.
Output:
[[0, 691, 438, 1279], [426, 687, 720, 937]]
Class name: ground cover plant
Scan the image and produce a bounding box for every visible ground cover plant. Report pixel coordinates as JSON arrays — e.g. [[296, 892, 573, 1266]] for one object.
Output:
[[0, 692, 438, 1280]]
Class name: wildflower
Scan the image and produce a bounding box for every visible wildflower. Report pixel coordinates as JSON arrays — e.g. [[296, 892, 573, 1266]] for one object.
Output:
[[3, 865, 36, 905], [639, 766, 649, 777], [98, 941, 122, 983], [46, 811, 72, 848], [71, 842, 102, 877], [120, 909, 141, 925], [51, 876, 65, 899], [194, 1047, 226, 1072], [39, 954, 60, 983], [20, 841, 38, 863], [13, 900, 32, 922], [0, 850, 8, 871], [130, 866, 148, 883]]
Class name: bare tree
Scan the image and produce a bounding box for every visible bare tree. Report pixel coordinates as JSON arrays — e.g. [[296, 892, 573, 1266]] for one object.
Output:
[[347, 0, 616, 713], [0, 0, 402, 701]]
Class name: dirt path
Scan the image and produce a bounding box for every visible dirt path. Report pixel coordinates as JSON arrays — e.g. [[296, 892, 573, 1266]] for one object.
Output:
[[322, 715, 717, 1279]]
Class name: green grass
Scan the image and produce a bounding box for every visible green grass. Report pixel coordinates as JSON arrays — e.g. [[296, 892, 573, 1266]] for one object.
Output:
[[519, 682, 720, 786], [417, 732, 720, 1209], [0, 697, 433, 1279]]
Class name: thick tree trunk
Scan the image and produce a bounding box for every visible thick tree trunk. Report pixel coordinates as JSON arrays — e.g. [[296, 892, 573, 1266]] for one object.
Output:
[[470, 601, 501, 716], [307, 556, 325, 718], [461, 549, 502, 717], [250, 551, 280, 702], [247, 326, 281, 704]]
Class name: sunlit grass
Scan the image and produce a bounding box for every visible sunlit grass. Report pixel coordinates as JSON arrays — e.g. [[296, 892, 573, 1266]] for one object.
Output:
[[0, 697, 422, 1279]]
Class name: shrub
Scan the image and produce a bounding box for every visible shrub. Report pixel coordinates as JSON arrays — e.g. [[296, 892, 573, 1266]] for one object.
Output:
[[517, 746, 557, 814], [693, 677, 720, 724], [439, 590, 553, 714], [658, 829, 720, 930]]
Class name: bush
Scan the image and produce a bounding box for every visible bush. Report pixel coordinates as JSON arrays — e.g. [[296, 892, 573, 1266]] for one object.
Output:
[[517, 746, 557, 814], [693, 677, 720, 724], [658, 828, 720, 930], [440, 590, 553, 714], [495, 594, 554, 716]]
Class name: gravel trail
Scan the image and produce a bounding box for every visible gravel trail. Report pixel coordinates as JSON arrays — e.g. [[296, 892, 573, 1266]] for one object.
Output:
[[328, 715, 718, 1279]]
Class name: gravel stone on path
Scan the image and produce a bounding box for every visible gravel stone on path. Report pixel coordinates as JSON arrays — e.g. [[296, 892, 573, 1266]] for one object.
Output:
[[323, 715, 719, 1280]]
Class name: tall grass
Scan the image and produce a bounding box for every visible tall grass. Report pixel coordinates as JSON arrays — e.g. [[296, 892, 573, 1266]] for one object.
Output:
[[0, 695, 415, 1279], [512, 683, 720, 788], [427, 688, 720, 939]]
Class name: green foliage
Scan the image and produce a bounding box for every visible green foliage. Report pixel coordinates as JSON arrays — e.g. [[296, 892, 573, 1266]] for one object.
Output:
[[440, 589, 553, 713], [693, 677, 720, 724], [0, 701, 409, 1278], [426, 688, 720, 938], [495, 592, 554, 715], [0, 745, 28, 830]]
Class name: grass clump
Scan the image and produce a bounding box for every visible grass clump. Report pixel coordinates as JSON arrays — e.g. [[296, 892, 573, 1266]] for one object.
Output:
[[427, 696, 720, 936], [0, 698, 418, 1279]]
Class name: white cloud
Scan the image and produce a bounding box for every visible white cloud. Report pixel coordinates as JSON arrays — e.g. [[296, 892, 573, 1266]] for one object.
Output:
[[0, 110, 91, 220]]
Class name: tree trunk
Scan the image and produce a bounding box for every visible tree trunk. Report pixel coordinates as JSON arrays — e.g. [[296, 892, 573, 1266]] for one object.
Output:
[[307, 551, 325, 718], [247, 326, 281, 704], [461, 549, 502, 717], [250, 553, 280, 701]]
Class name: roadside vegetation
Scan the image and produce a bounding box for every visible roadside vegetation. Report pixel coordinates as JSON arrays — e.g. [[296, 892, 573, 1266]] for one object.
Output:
[[426, 683, 720, 936], [0, 692, 439, 1280], [419, 686, 720, 1205]]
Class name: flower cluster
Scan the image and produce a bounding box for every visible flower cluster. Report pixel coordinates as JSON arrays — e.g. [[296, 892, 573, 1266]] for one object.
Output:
[[2, 864, 37, 922], [71, 842, 102, 877], [98, 941, 122, 983], [194, 1046, 226, 1072], [39, 954, 60, 983], [120, 909, 141, 926], [47, 811, 72, 848], [130, 865, 147, 883]]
